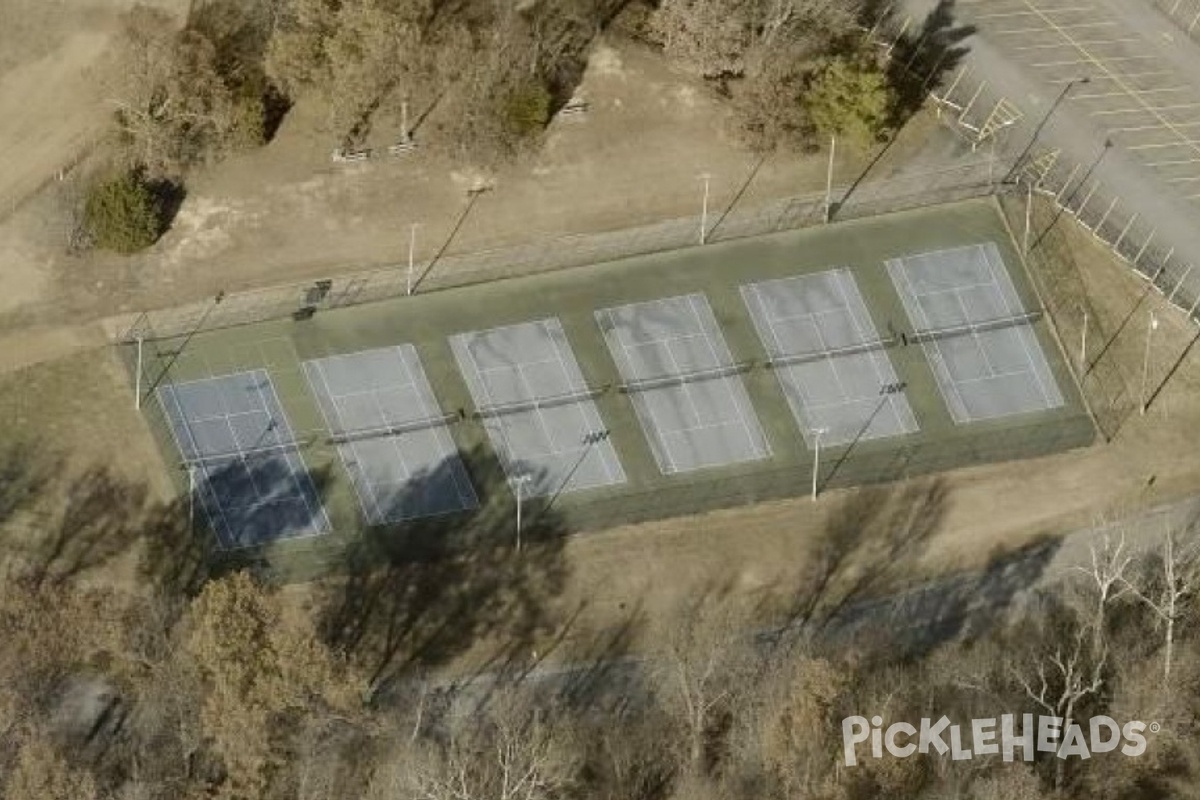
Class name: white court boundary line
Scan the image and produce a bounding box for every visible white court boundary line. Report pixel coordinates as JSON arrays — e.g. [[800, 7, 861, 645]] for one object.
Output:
[[889, 244, 1063, 423], [741, 270, 918, 446], [454, 319, 623, 493], [597, 294, 768, 474], [159, 369, 329, 550], [303, 346, 478, 526]]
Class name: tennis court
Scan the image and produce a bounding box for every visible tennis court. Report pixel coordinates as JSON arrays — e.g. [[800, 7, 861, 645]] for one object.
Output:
[[450, 318, 626, 497], [886, 243, 1066, 423], [742, 269, 919, 448], [157, 369, 330, 550], [127, 199, 1097, 566], [596, 293, 770, 474], [302, 345, 478, 526]]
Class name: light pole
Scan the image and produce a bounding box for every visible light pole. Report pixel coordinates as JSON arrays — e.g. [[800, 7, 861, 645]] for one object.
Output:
[[134, 334, 144, 410], [699, 174, 711, 245], [1140, 311, 1159, 415], [824, 135, 836, 223], [1003, 76, 1090, 185], [406, 223, 419, 296], [811, 427, 828, 501], [188, 464, 197, 535], [1023, 180, 1033, 255], [543, 430, 611, 515], [986, 118, 1017, 189], [513, 473, 533, 552], [1079, 308, 1088, 374]]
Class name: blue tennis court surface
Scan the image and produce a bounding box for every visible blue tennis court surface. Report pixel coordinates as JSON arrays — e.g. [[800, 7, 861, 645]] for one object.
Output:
[[303, 346, 478, 526], [157, 370, 329, 550]]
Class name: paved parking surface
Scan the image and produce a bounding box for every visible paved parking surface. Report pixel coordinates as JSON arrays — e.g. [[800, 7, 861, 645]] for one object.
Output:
[[959, 0, 1200, 201]]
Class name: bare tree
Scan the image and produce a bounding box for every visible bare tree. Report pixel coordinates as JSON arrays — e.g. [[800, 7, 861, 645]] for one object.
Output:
[[1127, 524, 1200, 689], [1072, 529, 1136, 659], [755, 655, 847, 798], [651, 0, 761, 79], [109, 7, 250, 177], [651, 589, 755, 773], [374, 687, 580, 800], [3, 736, 98, 800], [1016, 614, 1105, 791]]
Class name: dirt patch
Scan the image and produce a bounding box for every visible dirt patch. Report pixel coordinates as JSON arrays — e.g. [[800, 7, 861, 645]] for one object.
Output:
[[1, 35, 953, 342], [0, 342, 172, 586]]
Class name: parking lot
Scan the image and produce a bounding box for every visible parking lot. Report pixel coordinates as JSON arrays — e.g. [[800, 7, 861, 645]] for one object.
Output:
[[957, 0, 1200, 200]]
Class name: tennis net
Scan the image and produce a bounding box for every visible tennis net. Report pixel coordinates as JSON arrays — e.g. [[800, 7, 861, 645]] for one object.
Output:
[[473, 387, 605, 418], [765, 337, 895, 369], [911, 309, 1043, 344], [618, 361, 754, 394], [328, 412, 460, 445], [179, 436, 312, 470]]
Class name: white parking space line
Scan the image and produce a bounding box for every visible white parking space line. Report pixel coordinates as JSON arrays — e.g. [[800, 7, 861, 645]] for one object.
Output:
[[1012, 37, 1139, 51], [1074, 87, 1190, 101], [1049, 71, 1172, 85], [1109, 121, 1200, 133], [1128, 140, 1200, 150], [1091, 103, 1200, 117], [1032, 56, 1159, 68], [974, 6, 1095, 19], [1147, 157, 1200, 166], [998, 22, 1117, 35]]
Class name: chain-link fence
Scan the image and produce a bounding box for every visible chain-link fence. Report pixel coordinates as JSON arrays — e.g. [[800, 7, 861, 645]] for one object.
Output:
[[114, 156, 1003, 344], [1023, 151, 1200, 328]]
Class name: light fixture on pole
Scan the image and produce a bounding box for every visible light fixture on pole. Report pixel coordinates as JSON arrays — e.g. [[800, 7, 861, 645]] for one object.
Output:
[[824, 135, 836, 224], [811, 427, 828, 501], [188, 464, 197, 535], [406, 223, 419, 296], [513, 473, 533, 552], [699, 173, 711, 245], [1079, 308, 1088, 374], [986, 117, 1018, 189], [1003, 76, 1090, 185], [135, 334, 144, 410], [1140, 311, 1159, 415]]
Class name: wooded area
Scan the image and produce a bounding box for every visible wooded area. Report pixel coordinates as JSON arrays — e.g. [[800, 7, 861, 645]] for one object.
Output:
[[2, 455, 1199, 799], [81, 0, 928, 252]]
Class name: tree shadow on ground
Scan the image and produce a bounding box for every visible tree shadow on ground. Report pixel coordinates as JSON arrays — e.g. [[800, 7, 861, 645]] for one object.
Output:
[[317, 443, 571, 702], [0, 442, 159, 588], [830, 533, 1063, 661], [146, 176, 187, 239], [861, 0, 976, 126], [769, 477, 950, 643], [771, 476, 1063, 661], [0, 438, 339, 611]]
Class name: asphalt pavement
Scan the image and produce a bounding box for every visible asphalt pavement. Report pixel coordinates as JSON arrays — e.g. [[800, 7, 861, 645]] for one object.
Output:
[[893, 0, 1200, 315]]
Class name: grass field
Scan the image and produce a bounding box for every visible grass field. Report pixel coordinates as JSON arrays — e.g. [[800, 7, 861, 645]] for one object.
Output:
[[128, 197, 1096, 578]]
